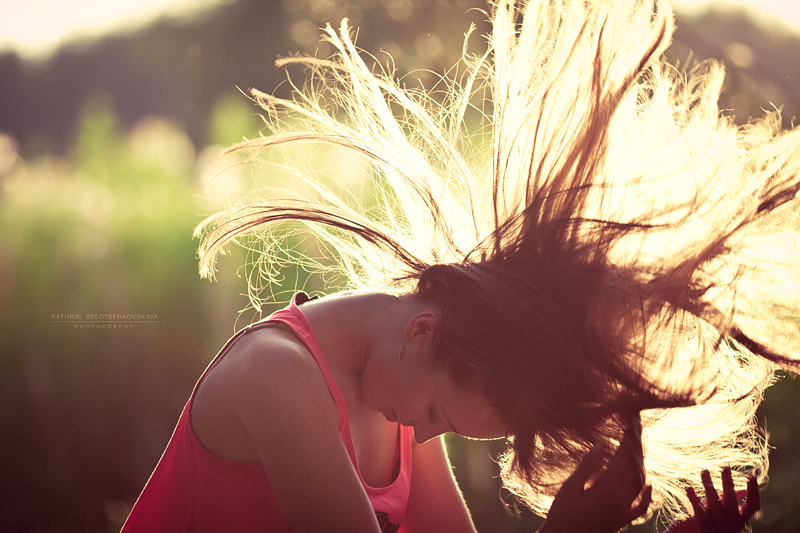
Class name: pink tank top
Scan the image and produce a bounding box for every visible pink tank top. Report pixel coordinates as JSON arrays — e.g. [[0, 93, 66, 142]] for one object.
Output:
[[122, 293, 414, 532]]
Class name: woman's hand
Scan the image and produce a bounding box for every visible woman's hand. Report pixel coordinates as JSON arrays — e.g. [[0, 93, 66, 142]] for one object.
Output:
[[666, 467, 760, 533], [539, 417, 652, 533]]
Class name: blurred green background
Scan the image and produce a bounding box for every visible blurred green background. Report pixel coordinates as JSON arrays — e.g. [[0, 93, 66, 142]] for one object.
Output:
[[0, 1, 798, 531]]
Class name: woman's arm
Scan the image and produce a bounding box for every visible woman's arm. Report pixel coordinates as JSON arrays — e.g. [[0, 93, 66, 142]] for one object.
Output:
[[400, 435, 477, 533], [222, 330, 384, 533], [402, 429, 651, 533]]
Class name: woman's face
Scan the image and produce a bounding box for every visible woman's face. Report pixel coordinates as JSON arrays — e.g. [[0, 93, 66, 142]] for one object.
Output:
[[361, 311, 506, 443], [384, 362, 506, 443]]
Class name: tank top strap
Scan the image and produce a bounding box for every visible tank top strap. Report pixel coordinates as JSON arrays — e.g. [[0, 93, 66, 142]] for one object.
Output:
[[249, 292, 351, 435]]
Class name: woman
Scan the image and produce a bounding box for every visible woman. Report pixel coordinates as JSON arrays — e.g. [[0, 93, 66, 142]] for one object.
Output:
[[124, 0, 799, 530], [123, 287, 652, 532]]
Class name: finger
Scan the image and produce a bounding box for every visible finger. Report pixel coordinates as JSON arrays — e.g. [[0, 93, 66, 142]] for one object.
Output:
[[701, 469, 723, 524], [626, 413, 643, 449], [628, 484, 652, 522], [740, 475, 760, 523], [606, 419, 646, 500], [562, 442, 606, 496], [721, 467, 738, 525], [621, 414, 644, 467], [598, 442, 645, 510], [687, 486, 712, 531]]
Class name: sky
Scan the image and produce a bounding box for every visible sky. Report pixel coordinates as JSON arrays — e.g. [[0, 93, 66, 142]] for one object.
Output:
[[0, 0, 798, 59], [0, 0, 224, 59]]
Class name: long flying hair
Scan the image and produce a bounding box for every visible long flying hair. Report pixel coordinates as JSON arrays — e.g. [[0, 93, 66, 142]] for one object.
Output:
[[196, 0, 800, 522]]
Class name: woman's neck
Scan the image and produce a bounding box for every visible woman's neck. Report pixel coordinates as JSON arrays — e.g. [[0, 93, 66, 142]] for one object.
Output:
[[298, 290, 413, 381]]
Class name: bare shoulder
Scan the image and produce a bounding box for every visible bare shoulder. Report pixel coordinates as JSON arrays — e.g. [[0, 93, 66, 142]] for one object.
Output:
[[194, 325, 381, 532], [218, 326, 322, 387], [226, 324, 339, 428], [213, 324, 336, 412], [192, 325, 339, 462]]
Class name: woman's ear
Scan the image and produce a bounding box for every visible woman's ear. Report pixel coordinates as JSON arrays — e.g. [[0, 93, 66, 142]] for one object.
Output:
[[404, 311, 439, 340]]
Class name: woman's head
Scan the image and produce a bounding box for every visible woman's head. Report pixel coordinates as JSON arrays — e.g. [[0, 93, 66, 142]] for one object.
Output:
[[413, 261, 688, 502]]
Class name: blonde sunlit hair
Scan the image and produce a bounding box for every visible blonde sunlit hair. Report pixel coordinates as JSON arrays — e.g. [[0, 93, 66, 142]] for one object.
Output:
[[195, 0, 799, 524]]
